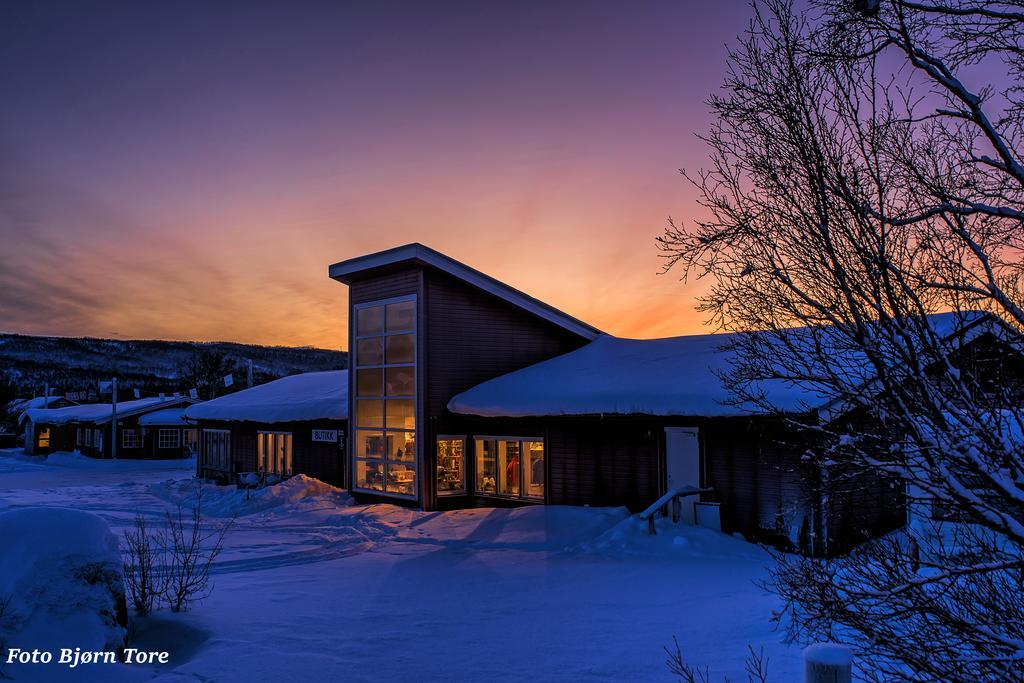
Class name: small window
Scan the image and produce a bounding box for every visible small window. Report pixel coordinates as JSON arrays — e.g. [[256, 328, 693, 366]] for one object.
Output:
[[122, 428, 141, 449], [437, 437, 466, 496], [258, 431, 293, 476], [85, 429, 93, 447], [158, 429, 181, 449], [76, 428, 83, 447], [356, 306, 385, 336], [38, 427, 51, 448]]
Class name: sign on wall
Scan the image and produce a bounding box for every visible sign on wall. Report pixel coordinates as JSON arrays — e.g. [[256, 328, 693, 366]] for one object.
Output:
[[312, 429, 338, 443]]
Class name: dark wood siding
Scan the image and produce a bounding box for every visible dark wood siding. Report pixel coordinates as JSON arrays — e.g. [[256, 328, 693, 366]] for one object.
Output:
[[197, 419, 347, 487]]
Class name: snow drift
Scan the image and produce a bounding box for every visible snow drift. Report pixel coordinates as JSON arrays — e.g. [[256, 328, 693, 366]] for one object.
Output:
[[0, 508, 126, 654]]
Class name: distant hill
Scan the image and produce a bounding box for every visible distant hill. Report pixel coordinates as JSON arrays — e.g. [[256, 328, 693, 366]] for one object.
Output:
[[0, 333, 347, 400]]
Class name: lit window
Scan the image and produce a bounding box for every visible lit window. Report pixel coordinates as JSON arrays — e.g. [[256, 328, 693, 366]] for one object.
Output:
[[353, 297, 417, 498], [258, 432, 293, 476], [158, 429, 181, 449], [474, 438, 544, 501], [184, 429, 199, 454], [437, 437, 466, 495], [122, 428, 141, 449], [38, 427, 51, 448]]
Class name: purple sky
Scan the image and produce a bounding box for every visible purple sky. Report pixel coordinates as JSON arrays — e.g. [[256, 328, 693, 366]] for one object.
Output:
[[0, 1, 750, 349]]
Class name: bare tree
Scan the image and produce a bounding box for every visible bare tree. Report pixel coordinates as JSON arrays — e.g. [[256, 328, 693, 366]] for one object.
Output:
[[162, 485, 231, 612], [665, 638, 770, 683], [660, 0, 1024, 679]]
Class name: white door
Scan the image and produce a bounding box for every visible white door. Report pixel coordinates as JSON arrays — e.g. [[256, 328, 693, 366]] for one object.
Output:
[[665, 428, 700, 524]]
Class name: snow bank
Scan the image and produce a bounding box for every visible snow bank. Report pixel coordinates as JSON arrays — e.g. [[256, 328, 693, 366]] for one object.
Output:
[[184, 370, 347, 423], [150, 474, 353, 518], [0, 508, 126, 654], [576, 513, 767, 560]]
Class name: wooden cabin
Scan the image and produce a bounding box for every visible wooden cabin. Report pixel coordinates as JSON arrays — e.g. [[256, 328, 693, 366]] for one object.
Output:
[[328, 244, 1016, 557], [137, 408, 198, 459], [25, 397, 195, 457], [186, 371, 348, 487]]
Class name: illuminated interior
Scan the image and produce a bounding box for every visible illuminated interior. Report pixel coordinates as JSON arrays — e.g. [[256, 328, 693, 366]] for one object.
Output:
[[474, 438, 544, 501], [258, 431, 293, 476], [354, 298, 417, 498], [38, 427, 51, 448], [436, 437, 466, 495]]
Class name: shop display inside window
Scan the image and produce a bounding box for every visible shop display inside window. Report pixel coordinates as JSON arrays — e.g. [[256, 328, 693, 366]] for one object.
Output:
[[436, 437, 466, 495], [353, 297, 418, 498], [258, 431, 293, 476], [474, 438, 545, 501]]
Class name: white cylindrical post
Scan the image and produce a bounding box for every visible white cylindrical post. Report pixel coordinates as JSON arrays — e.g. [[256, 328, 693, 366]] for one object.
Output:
[[803, 643, 852, 683]]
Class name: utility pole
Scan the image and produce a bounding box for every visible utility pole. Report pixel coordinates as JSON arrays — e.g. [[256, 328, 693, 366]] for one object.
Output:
[[111, 377, 118, 460]]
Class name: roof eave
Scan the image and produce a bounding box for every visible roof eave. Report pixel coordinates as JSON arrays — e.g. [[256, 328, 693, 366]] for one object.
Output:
[[328, 243, 602, 341]]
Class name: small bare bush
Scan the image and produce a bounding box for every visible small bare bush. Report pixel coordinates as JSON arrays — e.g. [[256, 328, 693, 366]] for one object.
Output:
[[162, 485, 232, 612], [665, 637, 769, 683], [122, 514, 167, 616]]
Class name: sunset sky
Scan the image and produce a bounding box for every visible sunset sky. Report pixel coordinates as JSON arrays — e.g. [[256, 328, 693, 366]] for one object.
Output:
[[0, 1, 749, 350]]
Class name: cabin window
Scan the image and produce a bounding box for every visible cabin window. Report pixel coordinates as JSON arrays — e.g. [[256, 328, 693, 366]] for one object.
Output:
[[94, 429, 103, 451], [436, 437, 466, 495], [474, 438, 545, 501], [202, 429, 230, 470], [122, 428, 141, 449], [258, 431, 293, 476], [184, 429, 199, 455], [158, 429, 181, 449], [354, 296, 417, 498], [85, 429, 92, 447], [76, 428, 83, 447], [38, 427, 51, 448]]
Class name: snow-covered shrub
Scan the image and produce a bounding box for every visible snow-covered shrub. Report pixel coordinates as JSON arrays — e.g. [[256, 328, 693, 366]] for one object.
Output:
[[0, 508, 127, 655]]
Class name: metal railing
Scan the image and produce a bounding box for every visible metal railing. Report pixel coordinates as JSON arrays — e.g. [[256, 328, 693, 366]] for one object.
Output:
[[638, 486, 714, 535]]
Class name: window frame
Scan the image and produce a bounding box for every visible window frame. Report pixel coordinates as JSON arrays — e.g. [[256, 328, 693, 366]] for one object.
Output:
[[38, 427, 51, 448], [436, 435, 467, 496], [258, 430, 293, 476], [122, 428, 142, 449], [202, 429, 231, 470], [352, 294, 419, 500], [158, 428, 181, 449], [473, 436, 546, 502]]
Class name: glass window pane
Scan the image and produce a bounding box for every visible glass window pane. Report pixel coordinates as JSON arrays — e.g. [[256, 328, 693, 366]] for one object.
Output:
[[356, 399, 384, 429], [385, 399, 415, 430], [389, 430, 416, 462], [385, 366, 414, 397], [356, 459, 385, 492], [437, 438, 465, 494], [386, 301, 415, 332], [356, 306, 385, 336], [476, 439, 497, 494], [356, 430, 385, 459], [385, 334, 415, 364], [523, 441, 544, 499], [498, 440, 520, 497], [386, 462, 416, 496], [356, 368, 383, 397], [356, 338, 383, 367]]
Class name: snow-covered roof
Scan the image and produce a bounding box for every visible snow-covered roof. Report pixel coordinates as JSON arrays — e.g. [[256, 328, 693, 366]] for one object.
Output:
[[12, 396, 77, 424], [184, 370, 348, 423], [26, 397, 190, 426], [329, 243, 601, 340], [137, 408, 190, 427], [448, 312, 1004, 419]]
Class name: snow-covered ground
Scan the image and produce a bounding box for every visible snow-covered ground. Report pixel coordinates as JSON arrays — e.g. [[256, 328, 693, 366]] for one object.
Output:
[[0, 449, 801, 682]]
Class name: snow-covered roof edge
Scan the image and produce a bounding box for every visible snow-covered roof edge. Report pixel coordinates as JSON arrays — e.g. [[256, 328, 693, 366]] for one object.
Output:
[[183, 370, 348, 424], [26, 396, 194, 425], [328, 243, 601, 341]]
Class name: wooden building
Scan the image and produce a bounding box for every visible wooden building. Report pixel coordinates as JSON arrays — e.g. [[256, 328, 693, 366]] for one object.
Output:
[[186, 371, 348, 487], [25, 396, 194, 457], [328, 244, 1012, 557], [137, 408, 198, 459]]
